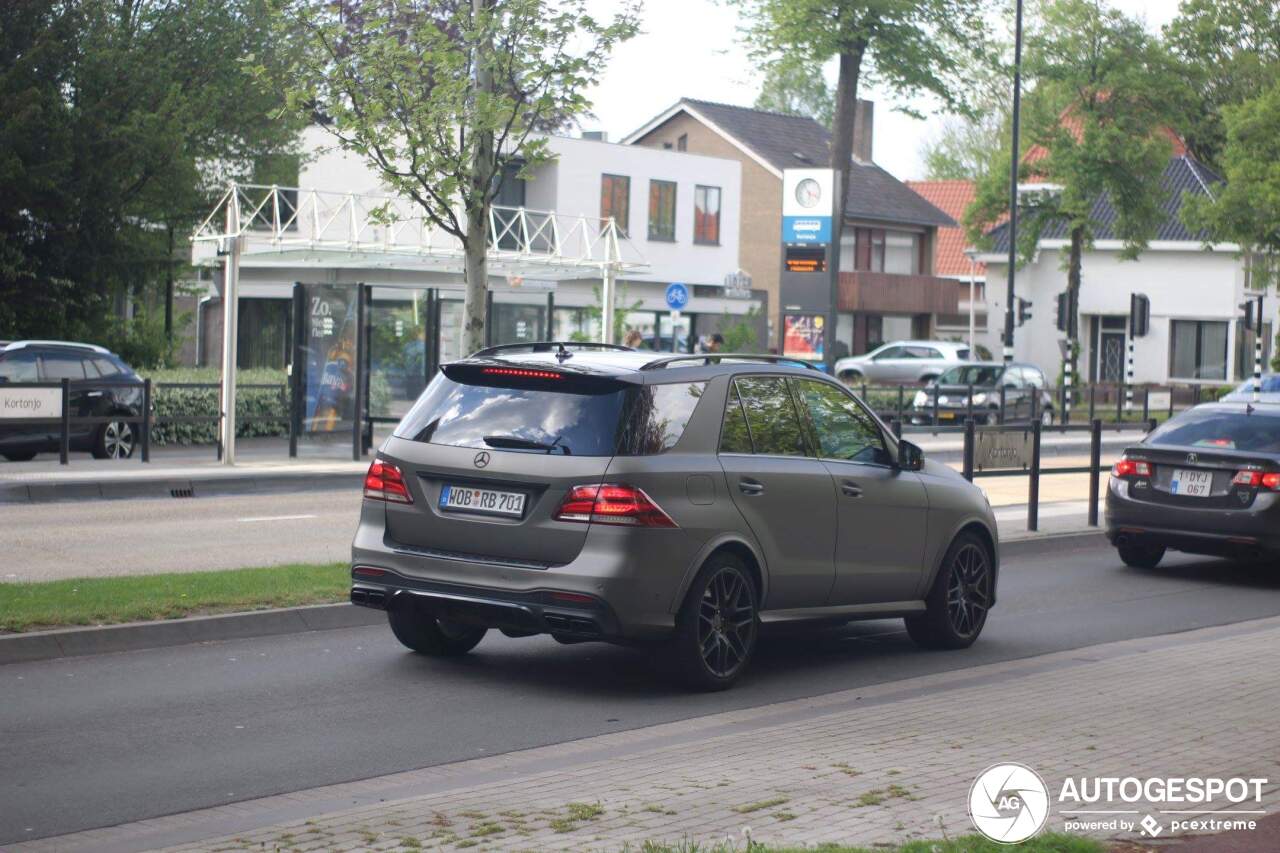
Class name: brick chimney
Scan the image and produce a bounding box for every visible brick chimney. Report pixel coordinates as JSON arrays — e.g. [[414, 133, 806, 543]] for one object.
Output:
[[852, 99, 874, 164]]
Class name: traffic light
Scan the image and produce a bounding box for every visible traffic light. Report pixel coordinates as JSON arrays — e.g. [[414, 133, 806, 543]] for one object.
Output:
[[1130, 293, 1150, 338], [1055, 290, 1079, 339], [1017, 296, 1033, 327], [1241, 296, 1263, 331]]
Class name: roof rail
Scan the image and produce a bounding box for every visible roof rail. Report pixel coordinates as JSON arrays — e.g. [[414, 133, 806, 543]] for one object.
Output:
[[640, 354, 823, 371], [470, 341, 635, 359], [2, 339, 110, 354]]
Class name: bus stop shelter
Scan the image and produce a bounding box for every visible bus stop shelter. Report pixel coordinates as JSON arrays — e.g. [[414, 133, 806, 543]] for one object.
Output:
[[191, 183, 648, 464]]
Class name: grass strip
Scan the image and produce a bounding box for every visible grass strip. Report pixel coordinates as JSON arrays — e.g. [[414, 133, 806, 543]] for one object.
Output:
[[0, 562, 349, 633]]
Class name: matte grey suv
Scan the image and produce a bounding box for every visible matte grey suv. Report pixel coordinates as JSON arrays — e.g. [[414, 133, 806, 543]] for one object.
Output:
[[351, 344, 999, 689]]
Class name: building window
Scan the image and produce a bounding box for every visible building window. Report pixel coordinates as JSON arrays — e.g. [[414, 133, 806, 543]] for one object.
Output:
[[694, 185, 721, 245], [677, 134, 688, 152], [883, 231, 920, 275], [601, 174, 630, 235], [1170, 320, 1228, 380], [648, 180, 676, 242], [853, 228, 885, 271]]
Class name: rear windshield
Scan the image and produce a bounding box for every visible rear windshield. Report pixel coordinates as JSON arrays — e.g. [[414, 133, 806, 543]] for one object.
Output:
[[938, 365, 1002, 386], [1231, 376, 1280, 394], [393, 373, 706, 457], [1147, 408, 1280, 453]]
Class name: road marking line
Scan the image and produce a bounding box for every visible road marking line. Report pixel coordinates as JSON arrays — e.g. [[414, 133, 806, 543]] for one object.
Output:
[[236, 514, 319, 523]]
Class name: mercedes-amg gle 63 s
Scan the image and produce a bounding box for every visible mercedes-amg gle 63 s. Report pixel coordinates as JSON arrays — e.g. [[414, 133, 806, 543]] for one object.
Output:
[[351, 344, 999, 690]]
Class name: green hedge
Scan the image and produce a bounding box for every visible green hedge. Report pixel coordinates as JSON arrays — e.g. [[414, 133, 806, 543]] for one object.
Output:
[[141, 368, 289, 446]]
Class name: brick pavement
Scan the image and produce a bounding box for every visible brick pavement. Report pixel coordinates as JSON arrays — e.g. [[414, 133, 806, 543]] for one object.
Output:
[[18, 615, 1280, 853]]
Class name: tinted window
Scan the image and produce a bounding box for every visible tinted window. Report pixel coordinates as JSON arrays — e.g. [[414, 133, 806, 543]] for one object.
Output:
[[957, 348, 972, 360], [394, 373, 626, 456], [1023, 367, 1045, 389], [40, 353, 86, 380], [939, 365, 1002, 386], [734, 376, 808, 456], [795, 380, 889, 464], [0, 351, 38, 382], [906, 346, 939, 359], [1147, 409, 1280, 453], [91, 357, 123, 378], [873, 346, 904, 360], [719, 382, 753, 454], [620, 381, 705, 455]]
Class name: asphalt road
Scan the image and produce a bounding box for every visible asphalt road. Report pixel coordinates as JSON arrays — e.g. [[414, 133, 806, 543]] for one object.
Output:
[[6, 538, 1280, 844]]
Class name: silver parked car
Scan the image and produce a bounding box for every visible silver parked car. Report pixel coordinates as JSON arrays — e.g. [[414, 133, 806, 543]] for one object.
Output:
[[350, 343, 999, 690], [833, 340, 972, 385]]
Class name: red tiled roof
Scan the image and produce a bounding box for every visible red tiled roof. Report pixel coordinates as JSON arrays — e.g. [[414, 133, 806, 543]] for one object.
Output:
[[905, 180, 984, 278]]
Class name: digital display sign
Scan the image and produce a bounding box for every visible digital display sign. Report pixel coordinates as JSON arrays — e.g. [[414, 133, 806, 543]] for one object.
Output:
[[784, 246, 827, 273]]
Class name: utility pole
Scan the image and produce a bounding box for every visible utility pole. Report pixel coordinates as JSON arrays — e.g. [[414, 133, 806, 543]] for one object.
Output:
[[1003, 0, 1024, 363]]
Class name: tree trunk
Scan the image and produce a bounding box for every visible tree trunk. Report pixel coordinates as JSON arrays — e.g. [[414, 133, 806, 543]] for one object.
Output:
[[829, 45, 865, 229], [462, 0, 496, 356]]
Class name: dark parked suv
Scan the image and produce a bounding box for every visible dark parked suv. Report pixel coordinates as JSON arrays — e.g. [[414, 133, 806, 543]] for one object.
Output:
[[0, 340, 144, 461], [350, 344, 999, 689]]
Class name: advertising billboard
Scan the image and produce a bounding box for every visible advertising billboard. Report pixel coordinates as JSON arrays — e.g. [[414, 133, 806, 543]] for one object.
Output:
[[299, 283, 358, 433], [783, 314, 825, 361]]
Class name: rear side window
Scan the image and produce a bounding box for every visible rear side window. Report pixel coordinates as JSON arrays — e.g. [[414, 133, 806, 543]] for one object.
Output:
[[720, 383, 753, 453], [1148, 409, 1280, 453], [91, 357, 124, 378], [394, 372, 626, 456], [956, 348, 971, 360], [619, 381, 706, 455], [40, 353, 86, 380], [733, 376, 808, 457]]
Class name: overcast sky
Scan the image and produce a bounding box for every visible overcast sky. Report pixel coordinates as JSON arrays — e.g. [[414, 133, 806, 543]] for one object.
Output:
[[582, 0, 1181, 181]]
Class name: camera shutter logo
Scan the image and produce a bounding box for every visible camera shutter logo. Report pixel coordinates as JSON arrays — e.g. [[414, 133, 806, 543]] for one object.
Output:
[[969, 763, 1050, 843]]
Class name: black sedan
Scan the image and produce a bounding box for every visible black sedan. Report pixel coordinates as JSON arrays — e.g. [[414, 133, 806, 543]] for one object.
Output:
[[0, 340, 145, 461], [909, 362, 1056, 426], [1106, 401, 1280, 567]]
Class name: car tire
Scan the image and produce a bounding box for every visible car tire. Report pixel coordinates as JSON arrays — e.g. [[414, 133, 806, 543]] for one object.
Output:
[[92, 420, 136, 459], [905, 532, 993, 650], [2, 452, 37, 462], [387, 600, 487, 656], [1041, 407, 1054, 426], [1117, 540, 1165, 570], [667, 553, 759, 691], [839, 370, 863, 385]]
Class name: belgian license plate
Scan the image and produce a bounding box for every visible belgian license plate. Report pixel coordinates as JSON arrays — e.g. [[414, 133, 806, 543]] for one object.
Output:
[[1170, 468, 1213, 498], [937, 411, 956, 420], [439, 484, 526, 517]]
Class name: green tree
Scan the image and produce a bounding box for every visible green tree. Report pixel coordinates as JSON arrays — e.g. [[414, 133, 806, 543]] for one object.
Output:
[[753, 58, 834, 125], [1164, 0, 1280, 167], [0, 0, 300, 353], [1182, 79, 1280, 295], [966, 0, 1181, 361], [920, 33, 1013, 181], [270, 0, 638, 356], [727, 0, 991, 233]]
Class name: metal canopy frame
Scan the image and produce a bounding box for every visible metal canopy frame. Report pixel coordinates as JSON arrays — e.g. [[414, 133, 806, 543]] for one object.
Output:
[[190, 182, 647, 464]]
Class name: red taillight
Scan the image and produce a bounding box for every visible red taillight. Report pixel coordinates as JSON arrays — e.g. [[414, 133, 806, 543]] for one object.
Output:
[[363, 460, 412, 504], [553, 484, 677, 528], [352, 566, 387, 578], [1232, 470, 1280, 490], [1112, 458, 1152, 478], [482, 367, 563, 380]]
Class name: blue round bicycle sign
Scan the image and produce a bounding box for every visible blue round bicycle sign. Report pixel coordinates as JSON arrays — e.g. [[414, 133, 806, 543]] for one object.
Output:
[[665, 282, 689, 310]]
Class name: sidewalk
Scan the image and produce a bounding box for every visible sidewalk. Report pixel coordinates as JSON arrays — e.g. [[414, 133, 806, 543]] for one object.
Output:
[[19, 616, 1277, 853]]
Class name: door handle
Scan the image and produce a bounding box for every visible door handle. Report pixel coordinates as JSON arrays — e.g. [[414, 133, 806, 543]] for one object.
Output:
[[841, 480, 863, 498], [738, 478, 764, 496], [86, 390, 103, 397]]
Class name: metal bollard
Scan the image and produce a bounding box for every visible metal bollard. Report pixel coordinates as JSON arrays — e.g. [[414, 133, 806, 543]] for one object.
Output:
[[963, 417, 976, 482], [1088, 418, 1102, 527], [999, 384, 1007, 425], [1028, 418, 1042, 531], [141, 378, 151, 463], [1142, 387, 1150, 423], [59, 377, 70, 465]]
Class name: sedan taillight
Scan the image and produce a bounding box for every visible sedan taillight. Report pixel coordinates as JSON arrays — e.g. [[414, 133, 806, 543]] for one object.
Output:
[[1231, 470, 1280, 491], [1112, 458, 1152, 478], [363, 460, 412, 504], [553, 484, 677, 528]]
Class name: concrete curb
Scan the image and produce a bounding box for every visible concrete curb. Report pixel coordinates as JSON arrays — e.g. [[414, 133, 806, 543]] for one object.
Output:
[[0, 602, 383, 666], [0, 470, 362, 504], [0, 530, 1109, 668]]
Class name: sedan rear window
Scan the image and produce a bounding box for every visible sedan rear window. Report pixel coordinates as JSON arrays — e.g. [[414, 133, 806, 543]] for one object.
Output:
[[394, 372, 626, 456], [1148, 409, 1280, 453]]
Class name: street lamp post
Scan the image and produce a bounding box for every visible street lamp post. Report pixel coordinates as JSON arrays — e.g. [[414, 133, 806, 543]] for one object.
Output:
[[1003, 0, 1024, 363]]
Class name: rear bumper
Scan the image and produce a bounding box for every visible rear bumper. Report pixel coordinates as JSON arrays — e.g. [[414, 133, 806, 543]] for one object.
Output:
[[350, 568, 624, 641], [1105, 479, 1280, 558]]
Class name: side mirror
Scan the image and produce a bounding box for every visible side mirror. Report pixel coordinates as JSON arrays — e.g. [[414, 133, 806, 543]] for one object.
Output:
[[898, 439, 924, 472]]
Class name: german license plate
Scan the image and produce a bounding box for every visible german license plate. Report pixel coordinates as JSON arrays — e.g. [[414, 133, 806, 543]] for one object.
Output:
[[1169, 468, 1213, 498], [439, 484, 526, 517]]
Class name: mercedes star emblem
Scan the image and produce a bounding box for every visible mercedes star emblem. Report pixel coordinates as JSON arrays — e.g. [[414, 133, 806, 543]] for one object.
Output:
[[473, 451, 491, 469]]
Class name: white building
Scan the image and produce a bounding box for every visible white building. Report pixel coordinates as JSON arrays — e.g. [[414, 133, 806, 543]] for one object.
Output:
[[194, 126, 759, 373], [973, 155, 1276, 388]]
